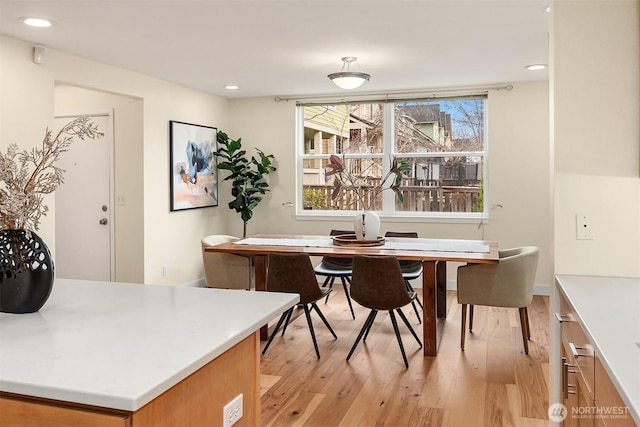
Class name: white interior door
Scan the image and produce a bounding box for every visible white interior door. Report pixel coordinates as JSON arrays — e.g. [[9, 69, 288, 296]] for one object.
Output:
[[54, 113, 114, 281]]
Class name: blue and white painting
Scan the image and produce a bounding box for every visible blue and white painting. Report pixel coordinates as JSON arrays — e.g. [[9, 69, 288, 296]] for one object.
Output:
[[170, 121, 218, 211]]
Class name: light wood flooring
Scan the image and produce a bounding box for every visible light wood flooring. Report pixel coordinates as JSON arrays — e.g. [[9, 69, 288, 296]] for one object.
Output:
[[259, 288, 551, 427]]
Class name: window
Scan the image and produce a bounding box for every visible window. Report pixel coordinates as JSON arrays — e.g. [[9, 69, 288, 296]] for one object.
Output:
[[298, 97, 487, 220]]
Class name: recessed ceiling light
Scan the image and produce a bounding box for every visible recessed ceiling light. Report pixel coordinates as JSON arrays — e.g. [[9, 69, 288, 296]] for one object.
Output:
[[20, 17, 55, 28], [526, 64, 547, 71], [225, 85, 239, 90]]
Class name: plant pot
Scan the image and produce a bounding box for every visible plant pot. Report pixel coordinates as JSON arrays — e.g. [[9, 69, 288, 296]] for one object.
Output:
[[0, 229, 54, 314], [354, 210, 380, 241]]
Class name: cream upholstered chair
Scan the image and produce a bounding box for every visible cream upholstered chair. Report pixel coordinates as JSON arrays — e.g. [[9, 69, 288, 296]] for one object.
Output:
[[457, 246, 539, 354], [201, 235, 252, 290]]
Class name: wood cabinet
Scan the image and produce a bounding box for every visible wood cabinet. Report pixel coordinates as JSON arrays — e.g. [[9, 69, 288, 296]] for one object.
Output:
[[0, 333, 260, 427], [557, 290, 636, 427]]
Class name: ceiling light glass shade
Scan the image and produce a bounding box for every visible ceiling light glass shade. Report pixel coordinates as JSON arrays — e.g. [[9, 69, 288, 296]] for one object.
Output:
[[328, 72, 371, 89], [328, 57, 370, 89]]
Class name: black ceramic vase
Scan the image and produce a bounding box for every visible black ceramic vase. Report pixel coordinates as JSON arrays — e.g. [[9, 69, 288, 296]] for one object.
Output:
[[0, 229, 54, 314]]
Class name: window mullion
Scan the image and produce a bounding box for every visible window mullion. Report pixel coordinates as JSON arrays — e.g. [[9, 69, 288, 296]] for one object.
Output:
[[381, 103, 394, 213]]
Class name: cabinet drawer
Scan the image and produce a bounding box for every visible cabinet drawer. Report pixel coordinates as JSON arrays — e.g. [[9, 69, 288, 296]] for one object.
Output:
[[558, 294, 596, 399]]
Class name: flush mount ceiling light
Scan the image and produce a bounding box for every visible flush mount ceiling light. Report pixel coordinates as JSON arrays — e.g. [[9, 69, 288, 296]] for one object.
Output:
[[526, 64, 547, 71], [20, 17, 55, 28], [328, 57, 370, 90]]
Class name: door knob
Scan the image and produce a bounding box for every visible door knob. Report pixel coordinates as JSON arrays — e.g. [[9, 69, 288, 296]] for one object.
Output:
[[99, 218, 108, 225]]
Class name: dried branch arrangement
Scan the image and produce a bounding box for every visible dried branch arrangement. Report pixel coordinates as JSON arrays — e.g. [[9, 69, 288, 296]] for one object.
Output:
[[325, 154, 409, 211], [0, 116, 103, 231]]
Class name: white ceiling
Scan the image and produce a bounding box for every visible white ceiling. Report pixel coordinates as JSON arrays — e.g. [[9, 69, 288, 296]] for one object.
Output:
[[0, 0, 550, 99]]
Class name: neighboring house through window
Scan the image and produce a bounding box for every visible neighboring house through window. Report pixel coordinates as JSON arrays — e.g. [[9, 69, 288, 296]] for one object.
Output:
[[298, 96, 487, 220]]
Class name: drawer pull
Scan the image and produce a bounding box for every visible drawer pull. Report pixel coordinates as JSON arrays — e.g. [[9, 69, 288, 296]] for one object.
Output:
[[562, 361, 578, 398], [569, 342, 590, 358], [555, 313, 573, 323]]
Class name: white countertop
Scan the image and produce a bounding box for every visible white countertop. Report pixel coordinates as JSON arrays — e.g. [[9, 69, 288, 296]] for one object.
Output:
[[0, 279, 298, 411], [555, 275, 640, 425]]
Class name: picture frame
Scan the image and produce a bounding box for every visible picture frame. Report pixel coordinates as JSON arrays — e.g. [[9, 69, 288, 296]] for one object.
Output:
[[169, 120, 218, 211]]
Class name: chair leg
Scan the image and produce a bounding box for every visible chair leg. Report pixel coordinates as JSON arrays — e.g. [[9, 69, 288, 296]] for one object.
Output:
[[405, 280, 423, 309], [324, 277, 336, 303], [362, 310, 378, 342], [347, 310, 377, 361], [262, 308, 292, 355], [304, 304, 321, 359], [519, 307, 530, 354], [321, 275, 331, 288], [389, 310, 409, 369], [411, 300, 422, 324], [469, 305, 474, 331], [280, 307, 294, 336], [340, 276, 356, 319], [524, 306, 531, 339], [396, 308, 422, 347], [460, 304, 467, 351], [311, 302, 337, 339]]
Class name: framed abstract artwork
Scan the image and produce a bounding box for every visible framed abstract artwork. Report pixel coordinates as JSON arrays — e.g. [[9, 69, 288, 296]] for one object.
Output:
[[169, 120, 218, 211]]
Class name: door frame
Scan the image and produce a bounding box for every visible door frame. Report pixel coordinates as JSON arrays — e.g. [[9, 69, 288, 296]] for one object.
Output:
[[54, 110, 115, 280]]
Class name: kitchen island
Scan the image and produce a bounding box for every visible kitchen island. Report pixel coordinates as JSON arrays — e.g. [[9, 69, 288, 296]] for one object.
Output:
[[0, 279, 298, 426], [555, 275, 639, 426]]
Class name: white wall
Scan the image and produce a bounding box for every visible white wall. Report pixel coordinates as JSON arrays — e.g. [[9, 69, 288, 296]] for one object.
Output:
[[227, 82, 553, 290], [552, 0, 640, 277], [0, 35, 231, 285], [0, 37, 56, 244]]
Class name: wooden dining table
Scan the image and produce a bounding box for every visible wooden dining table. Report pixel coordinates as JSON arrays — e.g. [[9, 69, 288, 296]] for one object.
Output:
[[204, 234, 499, 357]]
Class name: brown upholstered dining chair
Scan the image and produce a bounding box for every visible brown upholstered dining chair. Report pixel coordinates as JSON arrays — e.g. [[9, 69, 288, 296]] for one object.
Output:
[[262, 252, 337, 359], [384, 231, 423, 323], [314, 229, 355, 319], [346, 255, 422, 368], [457, 246, 539, 354]]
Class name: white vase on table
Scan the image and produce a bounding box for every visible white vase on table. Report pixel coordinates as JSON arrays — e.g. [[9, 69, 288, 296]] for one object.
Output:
[[354, 210, 380, 241]]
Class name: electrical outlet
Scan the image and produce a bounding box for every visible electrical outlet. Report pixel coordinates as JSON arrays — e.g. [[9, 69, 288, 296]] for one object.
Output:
[[223, 394, 243, 427], [162, 265, 168, 276]]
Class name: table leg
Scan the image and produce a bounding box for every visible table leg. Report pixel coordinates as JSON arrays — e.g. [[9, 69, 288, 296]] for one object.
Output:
[[422, 260, 437, 356], [254, 255, 269, 340], [436, 260, 447, 318]]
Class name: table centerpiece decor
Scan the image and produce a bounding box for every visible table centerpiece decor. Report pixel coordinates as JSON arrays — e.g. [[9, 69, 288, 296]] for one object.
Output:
[[326, 154, 409, 240]]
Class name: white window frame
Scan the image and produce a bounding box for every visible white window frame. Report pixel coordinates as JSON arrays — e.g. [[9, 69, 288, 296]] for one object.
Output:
[[296, 99, 489, 223]]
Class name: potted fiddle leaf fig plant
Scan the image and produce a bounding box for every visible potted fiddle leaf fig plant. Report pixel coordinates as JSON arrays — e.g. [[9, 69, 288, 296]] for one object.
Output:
[[214, 131, 276, 238]]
